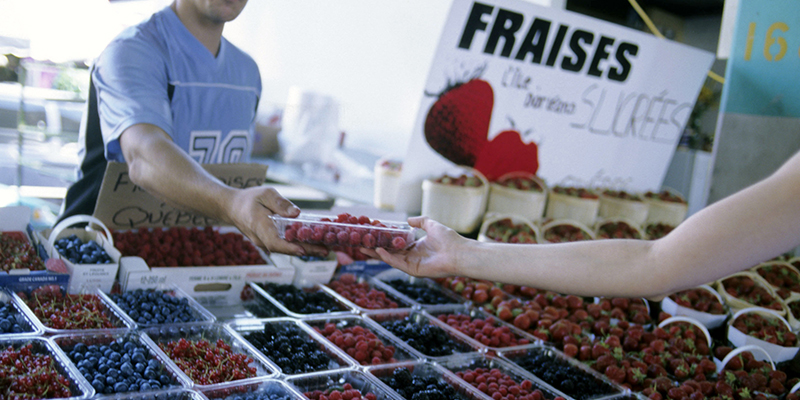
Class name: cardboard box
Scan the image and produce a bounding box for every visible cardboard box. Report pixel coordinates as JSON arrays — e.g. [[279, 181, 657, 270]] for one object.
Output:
[[0, 206, 70, 292]]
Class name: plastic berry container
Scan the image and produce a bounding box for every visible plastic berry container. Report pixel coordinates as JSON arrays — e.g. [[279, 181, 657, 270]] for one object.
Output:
[[14, 286, 136, 335], [248, 282, 356, 319], [228, 318, 357, 377], [51, 330, 191, 396], [108, 284, 216, 327], [201, 379, 305, 400], [371, 269, 467, 310], [0, 336, 95, 400], [0, 288, 43, 337], [144, 323, 279, 389], [366, 360, 487, 400], [498, 345, 622, 400], [323, 272, 415, 312], [271, 213, 415, 251], [303, 315, 420, 367], [286, 369, 404, 400], [104, 388, 206, 400], [426, 307, 538, 354]]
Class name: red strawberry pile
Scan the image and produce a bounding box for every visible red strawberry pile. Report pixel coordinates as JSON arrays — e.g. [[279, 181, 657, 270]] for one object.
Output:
[[304, 384, 377, 400], [113, 227, 264, 267], [454, 367, 562, 400], [314, 322, 397, 365], [645, 223, 676, 240], [668, 287, 726, 315], [434, 173, 483, 187], [552, 186, 598, 199], [755, 263, 800, 299], [590, 297, 652, 326], [436, 313, 531, 348], [645, 190, 687, 204], [434, 277, 508, 307], [714, 346, 793, 399], [484, 218, 537, 243], [327, 273, 400, 309], [283, 213, 408, 251], [596, 221, 642, 240], [543, 224, 592, 243], [18, 285, 118, 330], [496, 175, 544, 192], [0, 231, 45, 271], [721, 275, 784, 311], [158, 337, 256, 385], [731, 312, 797, 347], [0, 343, 74, 398], [603, 190, 643, 201]]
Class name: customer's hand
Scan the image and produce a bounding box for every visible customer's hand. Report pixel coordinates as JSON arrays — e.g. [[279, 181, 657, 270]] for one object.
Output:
[[363, 216, 465, 277], [228, 186, 328, 257]]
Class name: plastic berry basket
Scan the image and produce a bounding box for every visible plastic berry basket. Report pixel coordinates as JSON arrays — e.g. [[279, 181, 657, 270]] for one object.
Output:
[[286, 369, 404, 400], [143, 323, 280, 389], [270, 213, 415, 252], [363, 309, 481, 362], [200, 378, 306, 400], [106, 284, 216, 327], [371, 269, 468, 310], [498, 345, 623, 400], [436, 353, 569, 400], [0, 336, 95, 400], [13, 286, 137, 335], [101, 388, 206, 400], [228, 318, 357, 377], [366, 360, 487, 400], [425, 307, 539, 354], [0, 287, 43, 337], [50, 330, 192, 397], [322, 272, 415, 313], [248, 282, 356, 319], [302, 315, 421, 367]]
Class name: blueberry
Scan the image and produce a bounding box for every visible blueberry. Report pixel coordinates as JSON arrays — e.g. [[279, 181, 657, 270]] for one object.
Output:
[[91, 379, 104, 392], [241, 322, 334, 375], [114, 382, 129, 393]]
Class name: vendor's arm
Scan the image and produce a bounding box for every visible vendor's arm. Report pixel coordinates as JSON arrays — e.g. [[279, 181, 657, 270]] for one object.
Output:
[[374, 151, 800, 299], [119, 123, 325, 256]]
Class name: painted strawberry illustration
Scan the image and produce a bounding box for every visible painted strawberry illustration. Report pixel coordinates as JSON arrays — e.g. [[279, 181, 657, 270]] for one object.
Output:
[[424, 77, 494, 166], [474, 128, 539, 181]]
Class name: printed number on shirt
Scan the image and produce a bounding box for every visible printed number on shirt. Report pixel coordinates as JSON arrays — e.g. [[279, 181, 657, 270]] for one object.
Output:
[[189, 130, 249, 163]]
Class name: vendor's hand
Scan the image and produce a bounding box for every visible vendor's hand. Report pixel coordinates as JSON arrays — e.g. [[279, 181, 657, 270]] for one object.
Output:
[[362, 216, 464, 277], [228, 186, 327, 257]]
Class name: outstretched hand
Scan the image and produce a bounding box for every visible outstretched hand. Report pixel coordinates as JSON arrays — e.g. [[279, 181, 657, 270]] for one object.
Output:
[[363, 216, 466, 277]]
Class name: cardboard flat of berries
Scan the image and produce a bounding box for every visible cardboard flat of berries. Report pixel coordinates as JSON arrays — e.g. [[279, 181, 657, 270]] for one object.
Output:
[[272, 213, 415, 252]]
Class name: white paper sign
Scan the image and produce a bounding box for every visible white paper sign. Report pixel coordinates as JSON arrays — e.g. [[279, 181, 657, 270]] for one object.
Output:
[[396, 0, 715, 213]]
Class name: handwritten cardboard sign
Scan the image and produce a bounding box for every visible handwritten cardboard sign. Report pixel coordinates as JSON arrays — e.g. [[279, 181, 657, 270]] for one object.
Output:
[[395, 0, 715, 213], [93, 162, 267, 229]]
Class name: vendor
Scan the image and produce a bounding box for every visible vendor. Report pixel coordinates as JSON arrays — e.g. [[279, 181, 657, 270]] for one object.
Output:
[[60, 0, 324, 257]]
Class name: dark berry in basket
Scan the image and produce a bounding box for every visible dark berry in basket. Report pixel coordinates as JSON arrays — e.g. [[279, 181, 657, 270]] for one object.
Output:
[[66, 338, 176, 395], [0, 301, 28, 334], [260, 282, 344, 314], [384, 279, 458, 305], [54, 234, 113, 264], [110, 288, 204, 325], [220, 392, 294, 400], [382, 367, 463, 400], [512, 349, 616, 400], [380, 317, 470, 357], [243, 297, 286, 318], [241, 322, 337, 375]]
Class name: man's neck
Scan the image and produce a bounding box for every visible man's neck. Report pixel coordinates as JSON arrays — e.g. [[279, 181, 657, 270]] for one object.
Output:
[[171, 2, 225, 57]]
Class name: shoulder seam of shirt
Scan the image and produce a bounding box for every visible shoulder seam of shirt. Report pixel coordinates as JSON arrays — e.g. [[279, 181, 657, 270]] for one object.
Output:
[[169, 81, 259, 94]]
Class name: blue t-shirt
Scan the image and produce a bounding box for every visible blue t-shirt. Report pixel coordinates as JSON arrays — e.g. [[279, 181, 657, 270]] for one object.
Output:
[[92, 6, 261, 164]]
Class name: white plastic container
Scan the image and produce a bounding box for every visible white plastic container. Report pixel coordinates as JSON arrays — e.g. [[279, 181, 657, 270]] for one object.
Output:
[[373, 157, 403, 211], [421, 168, 489, 234], [486, 172, 548, 223]]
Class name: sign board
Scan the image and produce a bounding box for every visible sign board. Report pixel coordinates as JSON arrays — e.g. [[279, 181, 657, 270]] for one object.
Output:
[[93, 162, 268, 230], [707, 0, 800, 205], [395, 0, 714, 213]]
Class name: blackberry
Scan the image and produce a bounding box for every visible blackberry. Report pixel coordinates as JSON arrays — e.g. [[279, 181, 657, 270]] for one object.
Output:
[[53, 234, 113, 264], [380, 317, 469, 357], [243, 297, 286, 318], [260, 283, 343, 314], [242, 322, 336, 375], [110, 289, 205, 325], [385, 279, 457, 305], [513, 350, 617, 400], [382, 367, 463, 400], [0, 301, 28, 334]]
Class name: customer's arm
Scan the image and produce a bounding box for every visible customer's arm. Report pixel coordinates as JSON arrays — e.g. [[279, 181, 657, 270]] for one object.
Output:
[[372, 151, 800, 299], [120, 123, 325, 256]]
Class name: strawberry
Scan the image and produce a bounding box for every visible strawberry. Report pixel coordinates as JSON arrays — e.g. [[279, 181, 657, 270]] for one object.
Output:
[[474, 129, 539, 180], [424, 78, 493, 166]]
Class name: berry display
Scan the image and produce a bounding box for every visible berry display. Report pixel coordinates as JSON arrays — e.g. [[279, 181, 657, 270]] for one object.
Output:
[[304, 383, 377, 400], [454, 367, 563, 400], [62, 336, 177, 395], [755, 263, 800, 299], [722, 275, 783, 311], [434, 277, 509, 307], [0, 342, 74, 398], [259, 283, 346, 314], [241, 322, 339, 375], [381, 367, 464, 400], [18, 285, 119, 330], [157, 337, 257, 386], [484, 218, 538, 243], [383, 279, 459, 305], [109, 288, 206, 325], [314, 322, 398, 366], [551, 186, 598, 199], [510, 349, 617, 400], [595, 221, 642, 240], [645, 223, 675, 239], [644, 190, 686, 204], [433, 173, 483, 187], [543, 224, 592, 243], [379, 316, 471, 357], [215, 391, 295, 400], [0, 300, 31, 334], [436, 313, 531, 348], [667, 287, 726, 314], [113, 226, 264, 267], [53, 234, 113, 264], [495, 175, 544, 192], [278, 213, 410, 251], [327, 274, 403, 310], [731, 312, 797, 346], [602, 190, 643, 201], [0, 231, 45, 271]]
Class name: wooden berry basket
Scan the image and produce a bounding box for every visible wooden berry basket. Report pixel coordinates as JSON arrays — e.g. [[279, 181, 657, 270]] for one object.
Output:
[[660, 284, 729, 329], [544, 188, 600, 227], [477, 214, 540, 244], [598, 191, 649, 226], [486, 172, 548, 223], [592, 217, 645, 240], [644, 188, 688, 227], [715, 271, 787, 317], [727, 307, 799, 363], [373, 157, 403, 211], [750, 260, 800, 302], [541, 219, 596, 243], [421, 167, 489, 234]]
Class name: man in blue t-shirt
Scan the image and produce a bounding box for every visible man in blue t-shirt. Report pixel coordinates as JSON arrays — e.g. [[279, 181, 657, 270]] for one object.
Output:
[[62, 0, 323, 257]]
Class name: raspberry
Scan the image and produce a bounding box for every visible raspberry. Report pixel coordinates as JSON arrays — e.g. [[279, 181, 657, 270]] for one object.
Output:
[[391, 236, 407, 249], [357, 215, 371, 224], [324, 232, 337, 245], [311, 230, 324, 242], [337, 231, 350, 245], [349, 231, 362, 246], [361, 233, 376, 248], [296, 227, 313, 241]]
